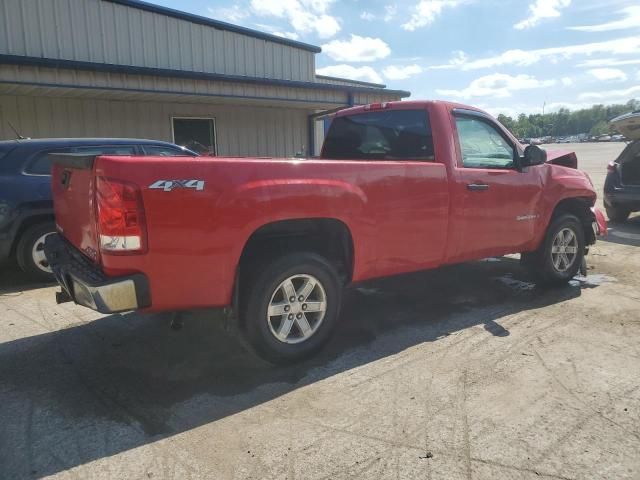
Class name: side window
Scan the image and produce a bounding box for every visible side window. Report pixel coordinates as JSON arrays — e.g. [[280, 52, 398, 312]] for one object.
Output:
[[322, 109, 434, 161], [71, 146, 136, 155], [141, 145, 194, 156], [455, 117, 515, 169]]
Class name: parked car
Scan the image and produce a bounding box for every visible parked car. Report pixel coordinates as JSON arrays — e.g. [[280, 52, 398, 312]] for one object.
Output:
[[0, 138, 197, 280], [597, 135, 612, 142], [45, 101, 607, 363], [604, 111, 640, 222]]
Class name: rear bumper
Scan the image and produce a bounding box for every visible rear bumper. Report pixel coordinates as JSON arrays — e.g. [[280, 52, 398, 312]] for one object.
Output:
[[44, 234, 150, 314], [604, 189, 640, 210]]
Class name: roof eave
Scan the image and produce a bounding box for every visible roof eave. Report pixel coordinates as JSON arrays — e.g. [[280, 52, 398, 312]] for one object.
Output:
[[0, 55, 410, 97]]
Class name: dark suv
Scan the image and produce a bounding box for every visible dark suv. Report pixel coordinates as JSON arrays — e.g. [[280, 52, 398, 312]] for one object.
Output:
[[604, 112, 640, 222], [0, 138, 196, 280]]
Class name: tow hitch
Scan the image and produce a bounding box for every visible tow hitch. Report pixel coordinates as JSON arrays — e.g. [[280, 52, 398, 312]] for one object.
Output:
[[55, 289, 72, 304]]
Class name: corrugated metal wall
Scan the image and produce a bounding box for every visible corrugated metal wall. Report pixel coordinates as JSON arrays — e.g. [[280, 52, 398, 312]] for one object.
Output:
[[0, 94, 309, 157], [0, 0, 315, 81]]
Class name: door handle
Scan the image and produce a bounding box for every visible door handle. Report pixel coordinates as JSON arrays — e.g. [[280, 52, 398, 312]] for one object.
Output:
[[467, 183, 489, 191]]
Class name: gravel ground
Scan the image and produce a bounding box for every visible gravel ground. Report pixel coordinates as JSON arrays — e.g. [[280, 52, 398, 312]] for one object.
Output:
[[1, 142, 639, 480]]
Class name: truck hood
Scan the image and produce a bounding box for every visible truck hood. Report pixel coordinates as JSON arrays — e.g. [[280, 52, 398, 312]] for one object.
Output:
[[609, 111, 640, 140], [545, 149, 577, 169]]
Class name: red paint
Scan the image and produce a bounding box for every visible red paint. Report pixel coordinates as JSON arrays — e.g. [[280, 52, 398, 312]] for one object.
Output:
[[51, 100, 605, 312]]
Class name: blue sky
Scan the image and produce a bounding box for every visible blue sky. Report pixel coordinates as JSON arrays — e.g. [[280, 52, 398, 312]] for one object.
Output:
[[151, 0, 639, 117]]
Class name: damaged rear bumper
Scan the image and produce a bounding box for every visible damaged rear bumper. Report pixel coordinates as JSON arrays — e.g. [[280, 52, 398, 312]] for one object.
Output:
[[44, 234, 151, 314]]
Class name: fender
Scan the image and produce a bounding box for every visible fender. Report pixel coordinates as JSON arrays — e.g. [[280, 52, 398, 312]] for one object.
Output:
[[217, 177, 370, 285], [526, 164, 597, 251]]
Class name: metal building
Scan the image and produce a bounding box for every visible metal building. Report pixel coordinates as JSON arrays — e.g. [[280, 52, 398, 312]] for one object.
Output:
[[0, 0, 409, 156]]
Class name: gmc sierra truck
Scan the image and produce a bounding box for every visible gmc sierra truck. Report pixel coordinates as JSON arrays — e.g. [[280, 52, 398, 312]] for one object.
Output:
[[45, 100, 607, 363]]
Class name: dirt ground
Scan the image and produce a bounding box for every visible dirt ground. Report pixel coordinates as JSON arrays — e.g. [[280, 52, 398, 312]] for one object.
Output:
[[1, 142, 639, 480]]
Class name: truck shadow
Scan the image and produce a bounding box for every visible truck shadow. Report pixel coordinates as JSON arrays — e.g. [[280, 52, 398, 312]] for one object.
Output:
[[603, 214, 640, 247], [0, 258, 596, 478]]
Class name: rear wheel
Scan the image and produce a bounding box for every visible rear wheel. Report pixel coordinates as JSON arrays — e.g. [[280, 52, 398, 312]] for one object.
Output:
[[16, 222, 56, 281], [240, 252, 342, 364], [523, 214, 585, 286], [605, 205, 630, 223]]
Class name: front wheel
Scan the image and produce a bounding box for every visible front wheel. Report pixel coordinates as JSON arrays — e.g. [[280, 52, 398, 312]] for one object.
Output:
[[524, 214, 585, 286], [240, 253, 342, 364]]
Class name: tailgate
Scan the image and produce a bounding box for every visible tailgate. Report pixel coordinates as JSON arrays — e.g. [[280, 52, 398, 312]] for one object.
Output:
[[50, 154, 100, 263]]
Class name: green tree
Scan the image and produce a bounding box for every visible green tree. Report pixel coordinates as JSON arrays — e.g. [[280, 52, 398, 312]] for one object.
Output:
[[495, 98, 639, 138], [589, 120, 608, 136]]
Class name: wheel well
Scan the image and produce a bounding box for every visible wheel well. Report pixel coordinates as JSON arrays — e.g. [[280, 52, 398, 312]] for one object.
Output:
[[551, 197, 596, 245], [11, 214, 55, 255], [238, 218, 354, 285]]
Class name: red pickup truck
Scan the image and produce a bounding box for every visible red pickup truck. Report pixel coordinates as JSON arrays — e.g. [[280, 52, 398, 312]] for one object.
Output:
[[45, 100, 607, 363]]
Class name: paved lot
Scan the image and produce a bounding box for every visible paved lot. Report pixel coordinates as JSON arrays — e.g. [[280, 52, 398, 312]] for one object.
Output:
[[1, 143, 639, 480]]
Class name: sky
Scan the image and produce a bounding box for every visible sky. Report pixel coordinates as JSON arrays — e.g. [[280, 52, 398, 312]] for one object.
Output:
[[150, 0, 640, 117]]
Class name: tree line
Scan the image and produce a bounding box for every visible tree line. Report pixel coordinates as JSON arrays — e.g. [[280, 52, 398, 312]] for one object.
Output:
[[496, 99, 639, 139]]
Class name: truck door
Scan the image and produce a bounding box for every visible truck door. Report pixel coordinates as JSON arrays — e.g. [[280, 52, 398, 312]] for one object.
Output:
[[448, 111, 543, 261]]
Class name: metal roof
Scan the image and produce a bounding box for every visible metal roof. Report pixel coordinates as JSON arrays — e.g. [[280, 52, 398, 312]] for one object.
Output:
[[103, 0, 322, 53]]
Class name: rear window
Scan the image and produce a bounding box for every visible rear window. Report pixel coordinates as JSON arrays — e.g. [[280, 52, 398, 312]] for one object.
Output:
[[322, 109, 434, 161]]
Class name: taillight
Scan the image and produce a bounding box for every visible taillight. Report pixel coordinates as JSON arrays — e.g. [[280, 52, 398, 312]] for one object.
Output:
[[96, 176, 147, 254], [607, 162, 617, 173]]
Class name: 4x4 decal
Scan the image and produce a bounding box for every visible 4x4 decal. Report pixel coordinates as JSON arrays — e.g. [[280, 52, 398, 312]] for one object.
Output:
[[149, 179, 205, 192]]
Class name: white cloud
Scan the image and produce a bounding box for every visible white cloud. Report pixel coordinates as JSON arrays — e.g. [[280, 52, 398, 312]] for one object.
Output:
[[431, 36, 640, 70], [568, 6, 640, 32], [272, 31, 300, 40], [250, 0, 340, 39], [514, 0, 571, 30], [436, 73, 556, 99], [383, 64, 423, 80], [358, 5, 396, 22], [316, 64, 383, 84], [588, 68, 628, 82], [402, 0, 461, 31], [321, 35, 391, 62], [208, 5, 249, 23], [577, 58, 640, 68], [384, 4, 398, 21], [561, 77, 573, 86], [579, 85, 640, 101]]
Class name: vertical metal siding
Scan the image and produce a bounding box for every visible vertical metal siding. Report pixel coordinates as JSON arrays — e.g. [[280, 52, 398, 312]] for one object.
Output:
[[0, 0, 316, 82], [0, 94, 309, 157]]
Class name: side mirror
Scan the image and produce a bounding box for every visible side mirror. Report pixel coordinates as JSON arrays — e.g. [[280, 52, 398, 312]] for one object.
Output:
[[520, 144, 547, 168]]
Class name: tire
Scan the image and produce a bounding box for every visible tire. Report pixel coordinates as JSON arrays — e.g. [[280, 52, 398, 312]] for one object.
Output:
[[605, 205, 630, 223], [524, 214, 585, 286], [240, 252, 342, 364], [16, 222, 57, 281]]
